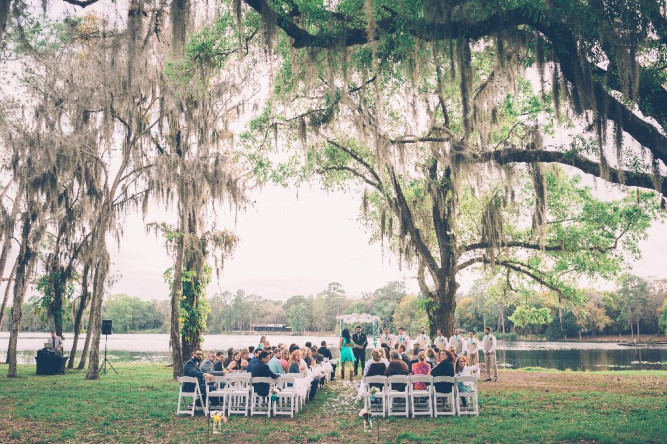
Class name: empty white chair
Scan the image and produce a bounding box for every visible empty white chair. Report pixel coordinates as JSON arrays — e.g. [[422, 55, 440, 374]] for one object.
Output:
[[273, 375, 298, 417], [250, 377, 275, 416], [455, 376, 479, 416], [362, 376, 387, 417], [205, 376, 228, 414], [386, 375, 410, 417], [432, 376, 456, 417], [226, 373, 251, 416], [176, 376, 205, 416], [409, 375, 433, 417]]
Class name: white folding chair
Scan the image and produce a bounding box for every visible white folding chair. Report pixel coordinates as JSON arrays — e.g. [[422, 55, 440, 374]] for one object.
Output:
[[409, 375, 433, 417], [362, 376, 387, 417], [250, 377, 275, 416], [176, 376, 205, 416], [206, 376, 228, 414], [386, 375, 410, 417], [226, 373, 251, 416], [432, 376, 456, 417], [455, 376, 479, 416], [273, 375, 297, 417]]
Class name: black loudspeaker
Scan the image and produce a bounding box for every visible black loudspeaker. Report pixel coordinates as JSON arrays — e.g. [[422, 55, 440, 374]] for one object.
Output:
[[102, 320, 113, 335]]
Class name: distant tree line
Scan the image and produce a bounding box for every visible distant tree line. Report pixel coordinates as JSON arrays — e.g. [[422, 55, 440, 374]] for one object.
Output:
[[2, 276, 665, 340]]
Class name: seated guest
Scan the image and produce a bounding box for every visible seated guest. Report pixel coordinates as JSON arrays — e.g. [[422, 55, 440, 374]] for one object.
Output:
[[240, 348, 250, 364], [311, 346, 324, 364], [289, 343, 300, 354], [183, 348, 213, 407], [257, 336, 268, 350], [268, 348, 285, 375], [287, 350, 305, 373], [365, 348, 388, 390], [226, 351, 241, 371], [380, 343, 391, 361], [49, 331, 63, 353], [408, 345, 421, 371], [200, 351, 225, 375], [222, 347, 234, 368], [240, 359, 249, 372], [303, 347, 314, 368], [430, 349, 455, 393], [398, 344, 410, 368], [280, 349, 289, 372], [305, 341, 312, 349], [363, 347, 389, 377], [425, 348, 437, 368], [318, 341, 336, 379], [248, 346, 256, 360], [250, 351, 281, 397], [384, 350, 410, 392], [455, 355, 483, 406], [214, 351, 225, 371], [200, 351, 226, 405], [246, 352, 261, 373], [411, 351, 431, 390]]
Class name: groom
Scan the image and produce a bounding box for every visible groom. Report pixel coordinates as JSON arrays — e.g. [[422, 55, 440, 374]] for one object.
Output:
[[352, 326, 368, 376]]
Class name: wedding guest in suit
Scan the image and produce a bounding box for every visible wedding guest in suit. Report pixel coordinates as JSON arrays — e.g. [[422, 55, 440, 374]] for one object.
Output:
[[250, 351, 280, 397], [352, 326, 368, 377], [182, 348, 213, 407]]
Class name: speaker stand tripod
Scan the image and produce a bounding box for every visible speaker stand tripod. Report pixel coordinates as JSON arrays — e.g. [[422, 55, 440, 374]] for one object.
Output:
[[99, 334, 117, 374]]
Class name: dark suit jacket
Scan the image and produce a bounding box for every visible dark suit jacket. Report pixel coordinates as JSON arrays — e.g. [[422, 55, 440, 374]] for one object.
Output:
[[183, 358, 205, 392], [430, 360, 455, 393], [251, 361, 280, 397], [353, 333, 368, 349], [318, 347, 333, 360]]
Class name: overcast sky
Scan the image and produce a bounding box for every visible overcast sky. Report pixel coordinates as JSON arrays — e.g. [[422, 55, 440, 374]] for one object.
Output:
[[105, 179, 667, 302]]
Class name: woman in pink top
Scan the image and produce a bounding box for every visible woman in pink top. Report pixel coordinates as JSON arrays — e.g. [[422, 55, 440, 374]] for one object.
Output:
[[280, 348, 289, 372], [411, 351, 430, 390]]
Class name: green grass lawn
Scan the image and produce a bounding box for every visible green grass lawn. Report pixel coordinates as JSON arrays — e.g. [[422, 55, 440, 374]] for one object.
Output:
[[0, 364, 665, 443]]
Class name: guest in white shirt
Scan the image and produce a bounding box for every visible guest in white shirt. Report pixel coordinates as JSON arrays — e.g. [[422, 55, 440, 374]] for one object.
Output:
[[466, 330, 480, 366], [380, 328, 394, 348], [482, 327, 498, 381], [396, 327, 410, 349], [449, 328, 465, 355], [415, 326, 430, 348], [432, 329, 447, 350]]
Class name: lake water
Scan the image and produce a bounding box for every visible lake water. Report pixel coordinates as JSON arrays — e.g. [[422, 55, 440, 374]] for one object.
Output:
[[1, 332, 665, 371]]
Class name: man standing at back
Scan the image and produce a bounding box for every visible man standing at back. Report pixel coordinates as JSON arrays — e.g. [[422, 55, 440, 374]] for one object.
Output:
[[466, 330, 479, 366], [352, 326, 368, 377], [482, 327, 498, 382]]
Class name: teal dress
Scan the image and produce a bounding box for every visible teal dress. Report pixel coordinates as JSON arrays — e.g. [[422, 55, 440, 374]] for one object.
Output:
[[339, 338, 356, 363]]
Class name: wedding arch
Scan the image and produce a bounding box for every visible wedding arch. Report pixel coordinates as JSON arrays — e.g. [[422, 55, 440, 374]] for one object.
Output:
[[336, 313, 381, 348]]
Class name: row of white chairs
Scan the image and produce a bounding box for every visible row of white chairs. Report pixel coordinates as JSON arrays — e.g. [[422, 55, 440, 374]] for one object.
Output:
[[362, 375, 478, 417], [177, 373, 314, 418]]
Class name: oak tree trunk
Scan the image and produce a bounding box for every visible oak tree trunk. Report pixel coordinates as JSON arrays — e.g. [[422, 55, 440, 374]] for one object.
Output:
[[68, 263, 90, 368]]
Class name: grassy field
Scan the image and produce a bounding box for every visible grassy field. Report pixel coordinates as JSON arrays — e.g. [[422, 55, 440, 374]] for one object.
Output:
[[0, 364, 665, 443]]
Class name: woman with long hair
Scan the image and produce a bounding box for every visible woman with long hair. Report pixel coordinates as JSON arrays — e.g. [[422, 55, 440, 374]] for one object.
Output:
[[339, 328, 356, 381], [287, 350, 305, 373]]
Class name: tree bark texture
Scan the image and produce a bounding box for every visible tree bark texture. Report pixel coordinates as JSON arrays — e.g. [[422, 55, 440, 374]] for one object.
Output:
[[68, 263, 89, 368]]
